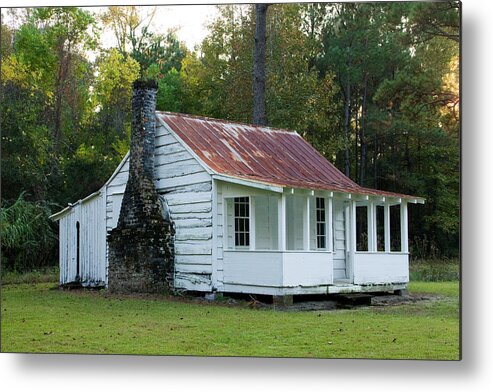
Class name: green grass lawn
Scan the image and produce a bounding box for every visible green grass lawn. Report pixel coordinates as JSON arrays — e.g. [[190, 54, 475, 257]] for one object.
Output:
[[1, 281, 459, 360]]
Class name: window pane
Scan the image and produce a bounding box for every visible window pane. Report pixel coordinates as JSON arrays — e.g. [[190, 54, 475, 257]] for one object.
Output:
[[376, 205, 385, 251], [254, 195, 279, 250], [286, 196, 305, 250], [314, 197, 326, 250], [233, 197, 250, 247], [390, 205, 401, 251], [356, 205, 368, 251]]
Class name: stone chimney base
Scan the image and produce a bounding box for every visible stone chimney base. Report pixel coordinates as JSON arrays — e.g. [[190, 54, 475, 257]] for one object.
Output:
[[108, 223, 174, 294]]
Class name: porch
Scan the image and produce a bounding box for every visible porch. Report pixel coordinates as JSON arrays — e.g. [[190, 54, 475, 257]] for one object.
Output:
[[216, 180, 419, 295]]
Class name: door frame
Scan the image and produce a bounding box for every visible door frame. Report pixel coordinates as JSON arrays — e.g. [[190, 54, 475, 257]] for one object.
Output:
[[332, 199, 351, 282]]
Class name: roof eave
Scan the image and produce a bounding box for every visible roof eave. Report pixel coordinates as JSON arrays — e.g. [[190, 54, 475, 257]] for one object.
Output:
[[49, 191, 102, 221]]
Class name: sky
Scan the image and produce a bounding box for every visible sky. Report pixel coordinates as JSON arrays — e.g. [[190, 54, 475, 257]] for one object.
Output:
[[1, 3, 220, 54], [92, 5, 219, 51]]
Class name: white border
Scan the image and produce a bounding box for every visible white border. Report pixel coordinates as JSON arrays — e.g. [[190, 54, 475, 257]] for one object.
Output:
[[3, 1, 491, 392]]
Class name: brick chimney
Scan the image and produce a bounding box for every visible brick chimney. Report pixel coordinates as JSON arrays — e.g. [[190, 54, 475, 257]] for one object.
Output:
[[107, 80, 174, 293]]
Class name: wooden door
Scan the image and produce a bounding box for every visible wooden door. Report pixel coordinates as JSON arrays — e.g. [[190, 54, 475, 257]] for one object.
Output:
[[332, 200, 348, 281]]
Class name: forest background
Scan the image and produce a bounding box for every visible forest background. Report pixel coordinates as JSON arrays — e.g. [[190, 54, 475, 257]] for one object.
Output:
[[0, 2, 460, 272]]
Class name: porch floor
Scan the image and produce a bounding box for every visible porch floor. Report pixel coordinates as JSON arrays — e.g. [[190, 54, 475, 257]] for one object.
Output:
[[327, 282, 407, 294]]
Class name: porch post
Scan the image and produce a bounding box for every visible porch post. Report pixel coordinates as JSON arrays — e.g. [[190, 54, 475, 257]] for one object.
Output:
[[304, 196, 310, 250], [250, 196, 256, 250], [367, 201, 372, 251], [327, 197, 333, 252], [384, 202, 391, 252], [368, 201, 377, 252], [351, 199, 357, 252], [279, 193, 286, 251], [400, 201, 408, 253]]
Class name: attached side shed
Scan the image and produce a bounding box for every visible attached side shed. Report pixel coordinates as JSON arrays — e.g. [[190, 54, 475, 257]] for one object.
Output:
[[52, 191, 106, 287]]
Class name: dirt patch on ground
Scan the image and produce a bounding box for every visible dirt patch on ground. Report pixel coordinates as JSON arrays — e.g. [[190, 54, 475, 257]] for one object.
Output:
[[370, 293, 439, 306], [251, 293, 441, 312], [57, 285, 440, 311]]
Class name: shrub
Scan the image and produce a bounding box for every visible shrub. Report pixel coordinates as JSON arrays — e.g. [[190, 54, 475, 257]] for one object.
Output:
[[1, 266, 59, 285], [409, 258, 460, 281], [0, 193, 58, 272]]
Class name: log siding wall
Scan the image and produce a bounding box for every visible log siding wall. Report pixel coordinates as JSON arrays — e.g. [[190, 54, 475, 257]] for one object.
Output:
[[105, 123, 213, 291]]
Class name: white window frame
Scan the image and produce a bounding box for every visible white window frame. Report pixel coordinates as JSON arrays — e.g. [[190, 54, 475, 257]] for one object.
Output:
[[315, 197, 327, 250], [228, 196, 252, 250]]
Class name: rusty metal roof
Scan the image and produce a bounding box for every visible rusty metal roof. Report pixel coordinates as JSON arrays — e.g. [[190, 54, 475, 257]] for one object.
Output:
[[158, 111, 422, 201]]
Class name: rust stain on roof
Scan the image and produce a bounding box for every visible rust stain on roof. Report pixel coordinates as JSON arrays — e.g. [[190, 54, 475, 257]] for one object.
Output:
[[158, 111, 421, 200]]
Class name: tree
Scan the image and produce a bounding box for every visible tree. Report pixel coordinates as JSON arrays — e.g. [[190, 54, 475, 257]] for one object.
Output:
[[253, 4, 269, 125], [100, 6, 156, 56], [11, 8, 98, 204], [93, 48, 140, 144], [100, 6, 186, 80]]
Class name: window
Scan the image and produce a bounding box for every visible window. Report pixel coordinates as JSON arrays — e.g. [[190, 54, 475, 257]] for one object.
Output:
[[234, 197, 250, 247], [316, 197, 326, 249]]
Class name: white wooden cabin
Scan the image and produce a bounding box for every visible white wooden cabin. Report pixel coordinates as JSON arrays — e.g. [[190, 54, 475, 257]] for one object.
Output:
[[51, 112, 424, 295]]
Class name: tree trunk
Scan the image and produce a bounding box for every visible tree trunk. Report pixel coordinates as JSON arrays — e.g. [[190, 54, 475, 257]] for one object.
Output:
[[359, 73, 368, 186], [253, 3, 269, 125], [50, 39, 70, 176], [354, 101, 359, 182], [373, 128, 378, 188], [344, 78, 351, 177]]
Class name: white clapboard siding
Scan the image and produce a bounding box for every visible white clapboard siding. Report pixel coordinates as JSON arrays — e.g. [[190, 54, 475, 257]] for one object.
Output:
[[155, 142, 186, 156], [156, 172, 211, 190], [58, 194, 106, 287], [174, 272, 212, 291], [173, 218, 212, 228], [106, 194, 124, 231], [155, 150, 193, 166], [106, 160, 129, 203], [79, 194, 107, 287], [169, 202, 212, 214], [165, 192, 212, 206], [155, 133, 179, 147], [154, 158, 204, 179], [175, 255, 213, 265], [108, 169, 129, 187], [106, 183, 126, 197], [106, 158, 129, 236], [175, 263, 212, 274], [175, 240, 213, 255], [59, 209, 78, 285], [172, 212, 212, 222], [175, 227, 213, 241], [154, 123, 213, 291], [160, 181, 212, 195]]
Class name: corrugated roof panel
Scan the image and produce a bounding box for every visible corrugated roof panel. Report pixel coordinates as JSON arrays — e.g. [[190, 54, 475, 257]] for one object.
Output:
[[158, 112, 422, 200]]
